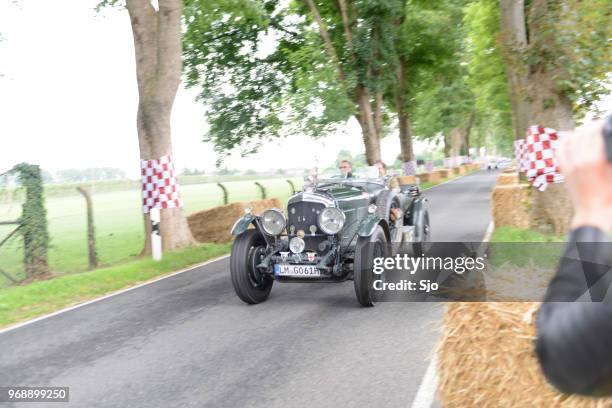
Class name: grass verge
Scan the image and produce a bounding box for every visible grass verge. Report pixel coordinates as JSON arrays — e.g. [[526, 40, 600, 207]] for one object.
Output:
[[491, 226, 564, 242], [489, 226, 564, 268], [0, 243, 231, 329]]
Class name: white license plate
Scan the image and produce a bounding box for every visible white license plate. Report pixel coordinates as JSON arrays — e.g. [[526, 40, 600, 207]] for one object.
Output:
[[274, 264, 321, 277]]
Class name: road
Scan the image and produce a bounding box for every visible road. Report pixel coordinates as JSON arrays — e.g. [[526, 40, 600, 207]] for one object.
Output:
[[0, 170, 499, 408]]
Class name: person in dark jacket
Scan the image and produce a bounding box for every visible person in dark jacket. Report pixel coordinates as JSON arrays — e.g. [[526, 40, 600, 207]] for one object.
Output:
[[536, 119, 612, 396]]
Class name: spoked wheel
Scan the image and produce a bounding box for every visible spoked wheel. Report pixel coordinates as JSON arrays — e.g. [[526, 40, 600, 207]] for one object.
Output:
[[376, 189, 402, 248], [354, 225, 389, 307], [412, 210, 431, 256], [230, 229, 273, 304]]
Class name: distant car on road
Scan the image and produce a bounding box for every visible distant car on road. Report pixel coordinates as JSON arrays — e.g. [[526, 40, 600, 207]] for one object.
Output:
[[229, 173, 430, 306]]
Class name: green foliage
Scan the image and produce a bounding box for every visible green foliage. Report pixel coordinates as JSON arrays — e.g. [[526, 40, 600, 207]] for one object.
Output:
[[463, 0, 513, 151], [183, 0, 296, 159], [12, 163, 49, 277], [406, 1, 478, 140], [540, 0, 612, 115]]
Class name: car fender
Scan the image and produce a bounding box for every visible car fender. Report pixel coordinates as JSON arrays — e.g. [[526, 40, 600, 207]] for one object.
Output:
[[357, 214, 391, 242], [231, 214, 258, 236], [408, 196, 427, 226]]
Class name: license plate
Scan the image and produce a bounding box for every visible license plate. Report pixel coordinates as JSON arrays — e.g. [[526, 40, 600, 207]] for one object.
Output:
[[274, 264, 321, 277]]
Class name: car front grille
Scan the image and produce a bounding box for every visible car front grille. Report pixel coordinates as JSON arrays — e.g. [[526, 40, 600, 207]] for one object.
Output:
[[287, 201, 325, 235], [287, 201, 328, 254]]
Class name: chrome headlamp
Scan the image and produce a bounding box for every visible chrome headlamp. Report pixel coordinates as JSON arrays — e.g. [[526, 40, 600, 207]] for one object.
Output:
[[260, 209, 286, 236], [318, 207, 345, 235], [289, 236, 305, 254]]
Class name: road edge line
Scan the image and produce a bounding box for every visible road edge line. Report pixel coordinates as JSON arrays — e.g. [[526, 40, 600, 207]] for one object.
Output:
[[410, 353, 439, 408], [0, 254, 230, 335], [409, 219, 495, 408]]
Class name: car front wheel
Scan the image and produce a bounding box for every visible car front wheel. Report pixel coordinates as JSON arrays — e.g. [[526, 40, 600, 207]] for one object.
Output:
[[230, 229, 273, 304], [354, 225, 388, 307]]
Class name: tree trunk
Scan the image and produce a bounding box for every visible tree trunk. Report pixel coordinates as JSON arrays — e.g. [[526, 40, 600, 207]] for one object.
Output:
[[356, 85, 381, 165], [77, 186, 98, 269], [443, 133, 452, 158], [463, 112, 476, 156], [500, 0, 574, 234], [449, 128, 464, 159], [499, 0, 530, 141], [127, 0, 196, 253], [396, 56, 415, 162]]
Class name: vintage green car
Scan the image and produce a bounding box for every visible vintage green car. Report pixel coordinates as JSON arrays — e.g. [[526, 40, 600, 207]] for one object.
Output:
[[229, 175, 430, 306]]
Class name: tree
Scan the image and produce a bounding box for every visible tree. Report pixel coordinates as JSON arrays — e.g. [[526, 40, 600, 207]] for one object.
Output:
[[183, 0, 406, 165], [404, 1, 480, 159], [100, 0, 197, 252], [129, 0, 196, 252], [464, 0, 513, 155], [499, 0, 611, 233], [13, 164, 49, 279]]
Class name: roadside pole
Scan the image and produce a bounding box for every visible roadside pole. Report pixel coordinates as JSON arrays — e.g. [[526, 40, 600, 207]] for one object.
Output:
[[151, 207, 162, 261]]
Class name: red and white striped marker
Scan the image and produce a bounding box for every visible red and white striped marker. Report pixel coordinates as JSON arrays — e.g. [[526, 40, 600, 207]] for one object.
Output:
[[140, 154, 183, 261]]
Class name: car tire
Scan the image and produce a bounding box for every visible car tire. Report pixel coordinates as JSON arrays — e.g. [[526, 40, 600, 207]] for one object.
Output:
[[354, 225, 388, 307], [412, 209, 431, 256], [230, 229, 273, 304]]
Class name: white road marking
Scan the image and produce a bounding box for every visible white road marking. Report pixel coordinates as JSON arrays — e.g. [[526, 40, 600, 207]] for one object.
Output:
[[0, 254, 230, 335], [410, 353, 439, 408], [409, 219, 496, 408]]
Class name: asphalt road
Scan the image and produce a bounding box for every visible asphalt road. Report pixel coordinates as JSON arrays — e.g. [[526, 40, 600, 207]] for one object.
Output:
[[0, 170, 499, 408]]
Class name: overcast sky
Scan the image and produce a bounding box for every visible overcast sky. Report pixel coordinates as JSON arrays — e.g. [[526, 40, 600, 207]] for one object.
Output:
[[2, 1, 608, 180], [0, 0, 418, 179]]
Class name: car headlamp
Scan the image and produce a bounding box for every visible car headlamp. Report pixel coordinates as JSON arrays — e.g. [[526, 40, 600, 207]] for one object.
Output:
[[289, 236, 305, 254], [318, 207, 345, 235], [260, 209, 286, 236]]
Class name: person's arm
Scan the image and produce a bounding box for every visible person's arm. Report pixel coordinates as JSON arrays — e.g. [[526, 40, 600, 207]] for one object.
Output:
[[536, 227, 612, 395], [536, 120, 612, 396]]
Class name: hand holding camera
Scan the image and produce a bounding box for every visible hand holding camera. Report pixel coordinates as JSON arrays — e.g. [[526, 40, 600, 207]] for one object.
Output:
[[558, 115, 612, 231]]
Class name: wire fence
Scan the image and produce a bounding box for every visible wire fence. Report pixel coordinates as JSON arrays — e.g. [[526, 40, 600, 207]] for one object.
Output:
[[0, 177, 303, 288]]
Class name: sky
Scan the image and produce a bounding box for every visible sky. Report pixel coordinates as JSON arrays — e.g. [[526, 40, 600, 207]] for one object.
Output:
[[0, 0, 418, 179]]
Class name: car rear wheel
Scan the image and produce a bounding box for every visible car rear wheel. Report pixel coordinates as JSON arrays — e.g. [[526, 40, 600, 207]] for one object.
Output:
[[230, 229, 273, 304], [354, 225, 388, 307]]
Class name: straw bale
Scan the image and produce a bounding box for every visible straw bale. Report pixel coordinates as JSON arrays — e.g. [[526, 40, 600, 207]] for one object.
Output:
[[420, 171, 441, 183], [439, 169, 451, 179], [438, 303, 612, 407], [497, 173, 519, 186], [492, 184, 530, 229], [188, 198, 282, 243]]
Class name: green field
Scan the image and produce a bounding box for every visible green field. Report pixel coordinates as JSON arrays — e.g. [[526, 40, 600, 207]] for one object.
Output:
[[0, 177, 302, 286]]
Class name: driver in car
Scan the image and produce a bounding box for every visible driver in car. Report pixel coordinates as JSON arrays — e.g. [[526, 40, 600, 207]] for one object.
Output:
[[339, 160, 353, 178]]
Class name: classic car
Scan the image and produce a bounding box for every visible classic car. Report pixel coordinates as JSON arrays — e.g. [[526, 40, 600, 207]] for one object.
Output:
[[229, 173, 430, 307]]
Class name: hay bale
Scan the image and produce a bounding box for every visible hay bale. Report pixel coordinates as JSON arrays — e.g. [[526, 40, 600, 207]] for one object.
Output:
[[187, 198, 282, 243], [397, 175, 417, 185], [492, 184, 530, 229], [496, 173, 519, 186], [439, 169, 451, 178], [438, 303, 612, 407], [420, 171, 441, 183]]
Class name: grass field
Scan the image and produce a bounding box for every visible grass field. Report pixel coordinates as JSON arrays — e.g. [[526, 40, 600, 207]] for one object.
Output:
[[0, 243, 231, 328], [0, 177, 302, 286]]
